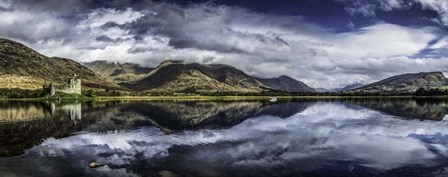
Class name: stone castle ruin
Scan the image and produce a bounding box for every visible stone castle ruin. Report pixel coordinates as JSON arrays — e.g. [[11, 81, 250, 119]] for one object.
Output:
[[43, 74, 81, 96]]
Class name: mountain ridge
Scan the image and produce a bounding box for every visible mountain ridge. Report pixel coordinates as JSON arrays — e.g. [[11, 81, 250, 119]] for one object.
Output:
[[333, 83, 365, 92], [355, 72, 448, 93], [3, 37, 448, 96], [82, 60, 153, 83], [256, 75, 316, 92], [84, 60, 317, 93]]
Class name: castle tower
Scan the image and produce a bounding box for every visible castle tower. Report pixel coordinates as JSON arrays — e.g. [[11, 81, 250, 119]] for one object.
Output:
[[49, 83, 55, 96], [58, 74, 82, 95], [70, 73, 81, 95], [43, 82, 55, 96], [74, 74, 81, 94]]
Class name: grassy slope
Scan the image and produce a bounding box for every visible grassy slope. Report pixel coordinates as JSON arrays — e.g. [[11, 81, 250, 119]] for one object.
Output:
[[83, 60, 153, 83], [130, 63, 264, 93], [357, 72, 448, 93], [0, 38, 120, 90]]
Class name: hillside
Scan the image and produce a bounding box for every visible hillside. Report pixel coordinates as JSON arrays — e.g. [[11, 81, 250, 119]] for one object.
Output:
[[127, 61, 265, 93], [333, 83, 365, 92], [256, 75, 316, 92], [355, 72, 448, 93], [83, 60, 153, 83], [0, 38, 119, 90], [89, 60, 317, 93]]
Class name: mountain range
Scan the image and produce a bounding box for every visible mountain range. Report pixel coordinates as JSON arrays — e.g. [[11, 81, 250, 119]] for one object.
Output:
[[1, 37, 448, 95], [83, 60, 317, 93], [0, 38, 317, 93], [332, 83, 365, 92]]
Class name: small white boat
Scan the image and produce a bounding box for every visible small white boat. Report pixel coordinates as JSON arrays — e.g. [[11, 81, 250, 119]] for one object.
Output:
[[269, 97, 277, 102]]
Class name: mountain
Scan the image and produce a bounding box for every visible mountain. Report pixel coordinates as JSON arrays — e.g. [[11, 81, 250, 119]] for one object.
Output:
[[127, 61, 265, 93], [83, 60, 153, 83], [315, 88, 330, 93], [0, 38, 118, 90], [332, 83, 365, 92], [86, 60, 316, 93], [355, 72, 448, 93], [256, 75, 316, 92]]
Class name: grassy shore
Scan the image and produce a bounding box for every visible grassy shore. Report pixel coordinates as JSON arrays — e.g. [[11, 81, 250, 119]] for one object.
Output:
[[95, 95, 448, 101], [3, 95, 448, 101]]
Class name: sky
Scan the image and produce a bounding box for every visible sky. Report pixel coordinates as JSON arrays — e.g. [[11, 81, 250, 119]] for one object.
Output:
[[1, 0, 448, 88]]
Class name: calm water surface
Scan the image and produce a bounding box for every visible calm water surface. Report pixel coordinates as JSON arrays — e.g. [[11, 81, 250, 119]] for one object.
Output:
[[1, 99, 448, 177]]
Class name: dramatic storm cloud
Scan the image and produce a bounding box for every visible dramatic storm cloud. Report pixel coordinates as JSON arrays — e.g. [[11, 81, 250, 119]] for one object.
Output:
[[1, 0, 448, 88]]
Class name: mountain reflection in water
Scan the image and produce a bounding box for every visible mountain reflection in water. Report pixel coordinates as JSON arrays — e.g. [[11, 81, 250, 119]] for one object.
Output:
[[0, 99, 448, 177], [0, 100, 313, 157]]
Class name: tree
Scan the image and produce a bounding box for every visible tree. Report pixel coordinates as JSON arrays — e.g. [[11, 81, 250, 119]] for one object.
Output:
[[415, 88, 427, 96]]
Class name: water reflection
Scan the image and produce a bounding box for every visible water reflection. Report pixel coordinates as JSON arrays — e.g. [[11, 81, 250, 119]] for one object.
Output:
[[123, 101, 313, 132], [344, 98, 448, 121], [0, 101, 87, 157], [0, 101, 83, 123], [0, 100, 313, 157], [0, 99, 448, 176]]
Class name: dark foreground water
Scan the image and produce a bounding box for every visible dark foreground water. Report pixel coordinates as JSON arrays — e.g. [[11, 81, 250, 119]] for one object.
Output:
[[1, 99, 448, 177]]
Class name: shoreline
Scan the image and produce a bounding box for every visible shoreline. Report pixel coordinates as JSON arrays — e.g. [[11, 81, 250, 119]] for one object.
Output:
[[3, 95, 448, 101], [95, 95, 448, 101]]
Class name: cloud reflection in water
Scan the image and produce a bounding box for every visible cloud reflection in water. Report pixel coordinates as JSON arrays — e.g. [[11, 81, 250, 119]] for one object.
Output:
[[13, 102, 448, 176]]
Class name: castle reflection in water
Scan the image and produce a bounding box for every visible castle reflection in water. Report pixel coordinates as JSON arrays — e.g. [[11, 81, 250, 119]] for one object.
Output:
[[0, 101, 82, 124]]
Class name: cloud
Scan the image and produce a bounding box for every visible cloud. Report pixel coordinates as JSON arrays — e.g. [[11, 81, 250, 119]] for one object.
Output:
[[337, 0, 410, 17], [0, 9, 71, 43], [338, 0, 448, 26], [347, 20, 356, 30], [417, 0, 448, 25], [0, 0, 447, 88], [80, 8, 144, 28], [324, 23, 437, 59]]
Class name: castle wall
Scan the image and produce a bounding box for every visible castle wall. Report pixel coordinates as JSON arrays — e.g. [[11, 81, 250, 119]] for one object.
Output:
[[57, 78, 81, 95], [43, 74, 82, 96]]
